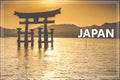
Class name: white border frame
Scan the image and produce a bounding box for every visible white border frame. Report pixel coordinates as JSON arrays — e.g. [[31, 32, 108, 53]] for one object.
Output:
[[0, 0, 119, 80]]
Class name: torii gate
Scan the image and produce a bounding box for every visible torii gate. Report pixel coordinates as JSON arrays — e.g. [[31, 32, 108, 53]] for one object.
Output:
[[15, 8, 61, 49]]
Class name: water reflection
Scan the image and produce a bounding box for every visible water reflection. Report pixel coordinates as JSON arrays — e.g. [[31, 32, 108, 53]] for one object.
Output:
[[17, 48, 29, 76], [17, 47, 57, 77], [2, 38, 118, 80]]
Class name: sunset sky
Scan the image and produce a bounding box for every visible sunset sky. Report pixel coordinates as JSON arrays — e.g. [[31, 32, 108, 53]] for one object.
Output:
[[0, 0, 119, 29]]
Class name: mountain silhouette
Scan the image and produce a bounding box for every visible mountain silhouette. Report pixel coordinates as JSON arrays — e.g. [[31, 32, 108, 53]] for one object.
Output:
[[34, 24, 80, 37], [0, 22, 120, 38], [0, 27, 17, 37]]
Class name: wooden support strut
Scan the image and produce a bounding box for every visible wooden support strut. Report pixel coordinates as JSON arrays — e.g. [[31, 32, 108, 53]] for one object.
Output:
[[19, 20, 55, 24], [24, 18, 29, 49], [50, 29, 54, 49], [30, 29, 34, 47], [44, 17, 48, 49], [18, 32, 32, 34], [38, 28, 43, 48], [17, 28, 22, 48], [18, 40, 34, 42]]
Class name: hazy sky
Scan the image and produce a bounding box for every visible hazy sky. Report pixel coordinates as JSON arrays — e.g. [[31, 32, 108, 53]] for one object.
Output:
[[0, 0, 119, 29]]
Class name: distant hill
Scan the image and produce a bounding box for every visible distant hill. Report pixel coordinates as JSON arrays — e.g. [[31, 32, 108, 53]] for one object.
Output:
[[79, 22, 120, 38], [0, 22, 120, 38], [34, 24, 80, 37], [0, 24, 80, 38], [0, 27, 17, 37]]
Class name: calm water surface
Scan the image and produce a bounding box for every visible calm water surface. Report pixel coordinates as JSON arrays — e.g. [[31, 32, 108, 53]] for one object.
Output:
[[0, 38, 120, 80]]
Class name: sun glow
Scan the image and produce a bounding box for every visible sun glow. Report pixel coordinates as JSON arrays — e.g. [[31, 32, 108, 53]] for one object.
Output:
[[41, 0, 57, 4]]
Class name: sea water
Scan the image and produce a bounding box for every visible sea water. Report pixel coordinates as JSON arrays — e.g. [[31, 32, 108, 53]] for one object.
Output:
[[0, 37, 119, 80]]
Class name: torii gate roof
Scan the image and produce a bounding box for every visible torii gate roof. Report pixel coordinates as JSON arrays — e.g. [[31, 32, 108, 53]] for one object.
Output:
[[14, 8, 61, 18]]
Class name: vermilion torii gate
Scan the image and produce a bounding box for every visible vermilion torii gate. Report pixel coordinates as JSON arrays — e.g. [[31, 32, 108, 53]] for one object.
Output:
[[15, 8, 61, 49]]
